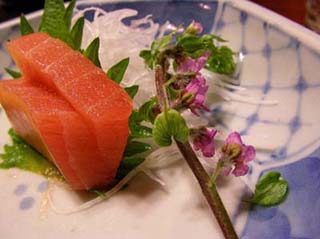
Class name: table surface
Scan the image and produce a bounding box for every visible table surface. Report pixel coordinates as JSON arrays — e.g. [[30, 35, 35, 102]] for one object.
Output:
[[251, 0, 306, 25], [0, 0, 308, 25]]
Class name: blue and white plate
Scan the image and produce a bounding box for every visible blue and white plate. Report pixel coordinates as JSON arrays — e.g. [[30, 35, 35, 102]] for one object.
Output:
[[1, 1, 320, 238]]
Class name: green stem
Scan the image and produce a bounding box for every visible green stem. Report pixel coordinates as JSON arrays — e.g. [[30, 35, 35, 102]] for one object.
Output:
[[209, 161, 223, 188], [175, 140, 238, 239]]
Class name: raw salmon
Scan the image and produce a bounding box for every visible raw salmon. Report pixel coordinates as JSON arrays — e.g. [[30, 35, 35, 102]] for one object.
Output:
[[1, 33, 133, 190], [0, 80, 89, 189]]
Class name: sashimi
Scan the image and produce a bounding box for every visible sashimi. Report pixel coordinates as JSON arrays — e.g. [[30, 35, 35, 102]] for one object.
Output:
[[0, 80, 90, 189], [7, 33, 133, 184]]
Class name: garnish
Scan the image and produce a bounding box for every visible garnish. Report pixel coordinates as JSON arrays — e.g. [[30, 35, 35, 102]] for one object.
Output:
[[107, 57, 130, 84], [19, 15, 34, 36], [4, 68, 21, 78], [0, 129, 62, 180], [38, 0, 76, 49], [138, 21, 289, 238], [250, 171, 289, 206], [83, 37, 101, 67]]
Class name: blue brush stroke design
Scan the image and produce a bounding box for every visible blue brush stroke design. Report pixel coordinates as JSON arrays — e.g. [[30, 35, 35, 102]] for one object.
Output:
[[77, 1, 218, 34], [241, 147, 320, 239], [19, 197, 35, 210], [14, 184, 28, 196]]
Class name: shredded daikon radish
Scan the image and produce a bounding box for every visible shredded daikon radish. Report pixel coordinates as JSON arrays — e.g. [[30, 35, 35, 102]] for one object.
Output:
[[74, 7, 166, 105], [48, 146, 181, 215]]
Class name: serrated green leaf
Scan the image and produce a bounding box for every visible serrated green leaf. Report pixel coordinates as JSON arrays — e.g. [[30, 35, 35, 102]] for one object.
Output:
[[139, 50, 153, 69], [64, 0, 76, 29], [116, 157, 145, 180], [139, 98, 157, 123], [124, 141, 151, 157], [176, 33, 205, 53], [128, 110, 153, 139], [151, 32, 173, 53], [5, 68, 21, 78], [39, 0, 74, 48], [250, 171, 289, 207], [153, 109, 189, 146], [84, 37, 101, 67], [70, 16, 84, 50], [106, 57, 129, 84], [206, 46, 236, 75], [125, 85, 139, 99], [20, 15, 34, 36]]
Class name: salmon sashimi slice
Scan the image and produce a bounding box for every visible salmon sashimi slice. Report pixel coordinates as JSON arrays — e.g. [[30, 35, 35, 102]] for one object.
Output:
[[0, 80, 117, 190], [6, 33, 133, 189]]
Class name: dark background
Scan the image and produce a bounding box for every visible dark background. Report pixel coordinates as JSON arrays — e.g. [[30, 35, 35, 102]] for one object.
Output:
[[0, 0, 308, 26], [0, 0, 46, 22]]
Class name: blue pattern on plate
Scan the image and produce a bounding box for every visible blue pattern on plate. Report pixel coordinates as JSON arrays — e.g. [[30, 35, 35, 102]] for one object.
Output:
[[77, 1, 218, 34], [14, 184, 28, 196], [19, 196, 35, 210], [211, 2, 320, 238], [241, 149, 320, 239], [0, 0, 320, 237]]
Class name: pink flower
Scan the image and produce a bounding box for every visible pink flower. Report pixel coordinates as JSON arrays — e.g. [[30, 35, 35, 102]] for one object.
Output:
[[192, 128, 218, 157], [177, 52, 210, 115], [221, 132, 256, 177], [186, 21, 203, 35], [177, 51, 210, 73], [183, 75, 209, 115]]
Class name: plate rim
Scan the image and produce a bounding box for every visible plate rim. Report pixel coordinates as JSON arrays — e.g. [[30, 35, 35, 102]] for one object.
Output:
[[0, 0, 319, 53]]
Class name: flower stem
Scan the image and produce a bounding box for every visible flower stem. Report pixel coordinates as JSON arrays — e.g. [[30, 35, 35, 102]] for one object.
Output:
[[155, 63, 238, 238], [155, 64, 168, 110], [209, 161, 223, 188], [175, 140, 238, 239]]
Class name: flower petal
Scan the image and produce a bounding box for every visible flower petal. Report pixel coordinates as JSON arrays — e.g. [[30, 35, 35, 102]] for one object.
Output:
[[225, 132, 243, 144], [232, 163, 249, 177], [242, 145, 256, 162]]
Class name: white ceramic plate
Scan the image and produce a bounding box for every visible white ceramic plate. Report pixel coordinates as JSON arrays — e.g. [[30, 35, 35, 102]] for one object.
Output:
[[1, 1, 320, 238]]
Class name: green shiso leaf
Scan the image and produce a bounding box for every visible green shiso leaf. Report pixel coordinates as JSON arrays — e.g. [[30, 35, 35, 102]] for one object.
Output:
[[20, 14, 34, 36], [83, 37, 101, 67], [125, 85, 139, 99], [107, 57, 130, 84], [70, 16, 85, 51], [5, 68, 21, 78], [0, 129, 62, 180], [39, 0, 74, 48]]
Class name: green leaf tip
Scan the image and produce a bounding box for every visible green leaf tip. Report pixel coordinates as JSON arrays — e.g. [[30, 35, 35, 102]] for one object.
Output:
[[5, 68, 21, 79], [107, 57, 130, 84], [70, 16, 85, 50], [84, 37, 101, 67], [20, 14, 34, 36], [153, 109, 189, 146], [125, 85, 139, 99], [64, 0, 76, 29]]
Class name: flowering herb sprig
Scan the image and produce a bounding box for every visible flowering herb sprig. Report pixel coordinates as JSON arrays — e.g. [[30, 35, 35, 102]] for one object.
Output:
[[139, 22, 288, 238]]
